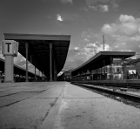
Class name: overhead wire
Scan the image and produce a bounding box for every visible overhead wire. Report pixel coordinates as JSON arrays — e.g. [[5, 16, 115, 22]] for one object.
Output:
[[83, 7, 140, 53], [105, 8, 140, 45]]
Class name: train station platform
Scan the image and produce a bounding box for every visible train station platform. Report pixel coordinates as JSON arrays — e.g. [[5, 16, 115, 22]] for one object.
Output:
[[0, 82, 140, 129]]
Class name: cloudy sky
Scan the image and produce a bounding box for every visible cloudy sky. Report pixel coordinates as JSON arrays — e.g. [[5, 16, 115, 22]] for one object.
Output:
[[0, 0, 140, 72]]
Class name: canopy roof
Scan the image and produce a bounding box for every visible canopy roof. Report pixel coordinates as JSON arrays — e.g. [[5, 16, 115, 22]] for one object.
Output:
[[0, 58, 36, 77], [72, 51, 135, 75], [4, 33, 70, 77]]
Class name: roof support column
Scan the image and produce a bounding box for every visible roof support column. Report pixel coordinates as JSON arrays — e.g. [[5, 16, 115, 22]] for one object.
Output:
[[49, 43, 52, 81], [103, 60, 105, 80], [25, 43, 28, 82], [122, 57, 125, 79], [53, 59, 57, 81], [5, 56, 14, 82], [110, 57, 113, 80]]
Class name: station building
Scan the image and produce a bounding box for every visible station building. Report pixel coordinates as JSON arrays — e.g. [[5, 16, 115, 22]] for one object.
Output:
[[71, 51, 136, 81]]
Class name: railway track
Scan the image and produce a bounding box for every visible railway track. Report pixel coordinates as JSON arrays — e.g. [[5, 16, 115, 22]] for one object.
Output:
[[71, 80, 140, 89], [72, 82, 140, 103]]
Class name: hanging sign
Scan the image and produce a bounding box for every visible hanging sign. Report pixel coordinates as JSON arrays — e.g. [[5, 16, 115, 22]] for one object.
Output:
[[2, 40, 18, 56]]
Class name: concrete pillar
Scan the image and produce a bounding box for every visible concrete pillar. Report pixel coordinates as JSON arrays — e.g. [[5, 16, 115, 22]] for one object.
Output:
[[2, 40, 18, 83], [49, 43, 52, 81], [25, 43, 28, 82], [5, 56, 14, 82]]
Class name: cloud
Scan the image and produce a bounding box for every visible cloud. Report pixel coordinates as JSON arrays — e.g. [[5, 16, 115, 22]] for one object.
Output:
[[60, 0, 73, 4], [84, 38, 90, 42], [80, 29, 105, 47], [112, 34, 140, 43], [65, 41, 112, 70], [85, 0, 121, 11], [62, 14, 80, 22], [64, 48, 86, 69], [56, 13, 82, 25], [81, 29, 98, 40], [102, 14, 140, 36], [101, 14, 140, 53], [119, 14, 136, 23], [102, 23, 118, 34], [64, 28, 113, 70], [99, 5, 109, 12], [74, 47, 79, 51], [110, 0, 119, 10], [81, 42, 111, 59], [57, 14, 63, 22], [89, 5, 109, 12]]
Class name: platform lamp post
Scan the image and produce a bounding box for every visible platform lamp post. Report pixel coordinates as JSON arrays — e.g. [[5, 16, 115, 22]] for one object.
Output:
[[2, 40, 18, 83]]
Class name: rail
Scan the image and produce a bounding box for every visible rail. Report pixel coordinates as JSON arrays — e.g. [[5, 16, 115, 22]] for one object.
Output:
[[72, 82, 140, 103]]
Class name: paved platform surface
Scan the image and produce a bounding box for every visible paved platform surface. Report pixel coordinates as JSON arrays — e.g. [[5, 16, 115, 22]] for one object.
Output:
[[0, 82, 140, 129]]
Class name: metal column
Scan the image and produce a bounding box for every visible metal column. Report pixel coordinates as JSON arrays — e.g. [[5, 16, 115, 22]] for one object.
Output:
[[103, 60, 105, 80], [49, 43, 52, 81], [110, 57, 113, 80], [53, 58, 57, 81], [25, 43, 28, 82], [122, 57, 124, 79]]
